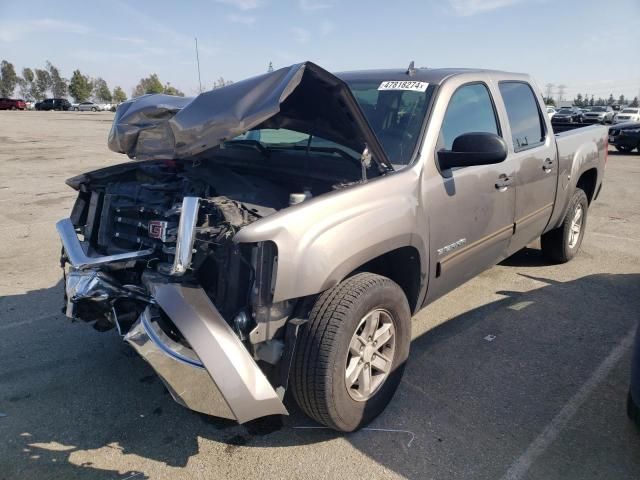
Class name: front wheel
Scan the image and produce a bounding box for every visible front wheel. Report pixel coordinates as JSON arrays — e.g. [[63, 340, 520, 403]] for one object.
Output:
[[91, 107, 97, 112], [616, 145, 635, 153], [541, 188, 588, 263], [291, 273, 411, 432]]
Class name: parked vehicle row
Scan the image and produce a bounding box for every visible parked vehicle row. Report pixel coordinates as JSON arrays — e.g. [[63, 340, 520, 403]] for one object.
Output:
[[613, 108, 640, 124], [70, 101, 112, 112], [609, 121, 640, 153], [1, 98, 114, 112]]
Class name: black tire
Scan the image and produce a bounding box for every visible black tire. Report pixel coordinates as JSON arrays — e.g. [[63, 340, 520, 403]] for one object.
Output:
[[91, 107, 97, 112], [541, 188, 588, 263], [628, 390, 640, 429], [616, 145, 634, 153], [291, 272, 411, 432]]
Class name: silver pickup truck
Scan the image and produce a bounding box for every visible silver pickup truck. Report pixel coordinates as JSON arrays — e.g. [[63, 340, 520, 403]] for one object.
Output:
[[56, 62, 607, 432]]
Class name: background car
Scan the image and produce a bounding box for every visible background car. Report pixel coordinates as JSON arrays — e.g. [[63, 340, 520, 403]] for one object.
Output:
[[583, 105, 615, 124], [546, 106, 556, 118], [609, 121, 640, 153], [613, 108, 640, 124], [35, 98, 71, 111], [73, 101, 102, 112], [551, 106, 583, 124], [0, 98, 27, 110]]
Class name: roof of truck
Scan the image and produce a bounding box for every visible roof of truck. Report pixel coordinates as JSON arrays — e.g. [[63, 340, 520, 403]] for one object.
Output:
[[337, 67, 526, 84]]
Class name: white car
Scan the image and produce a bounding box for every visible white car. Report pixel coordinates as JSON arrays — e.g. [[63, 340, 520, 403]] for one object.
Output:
[[546, 106, 556, 118], [613, 108, 640, 124]]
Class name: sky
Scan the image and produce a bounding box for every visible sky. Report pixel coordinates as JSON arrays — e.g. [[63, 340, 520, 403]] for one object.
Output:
[[1, 0, 639, 100]]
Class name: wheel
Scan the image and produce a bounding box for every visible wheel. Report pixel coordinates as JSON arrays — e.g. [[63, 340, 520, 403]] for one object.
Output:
[[74, 107, 79, 111], [11, 106, 16, 110], [541, 188, 588, 263], [628, 390, 640, 428], [291, 272, 411, 432], [91, 107, 97, 112], [616, 145, 634, 153]]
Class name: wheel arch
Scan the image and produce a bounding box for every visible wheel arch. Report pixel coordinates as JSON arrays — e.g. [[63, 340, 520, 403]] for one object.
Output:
[[576, 167, 598, 204]]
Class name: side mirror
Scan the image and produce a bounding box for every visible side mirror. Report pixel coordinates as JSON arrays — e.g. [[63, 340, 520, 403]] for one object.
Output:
[[438, 132, 508, 170]]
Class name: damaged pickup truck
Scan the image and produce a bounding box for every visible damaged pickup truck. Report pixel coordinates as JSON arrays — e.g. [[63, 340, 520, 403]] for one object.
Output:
[[57, 62, 607, 432]]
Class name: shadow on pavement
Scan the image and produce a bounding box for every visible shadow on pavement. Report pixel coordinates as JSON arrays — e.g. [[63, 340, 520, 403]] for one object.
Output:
[[1, 273, 639, 479]]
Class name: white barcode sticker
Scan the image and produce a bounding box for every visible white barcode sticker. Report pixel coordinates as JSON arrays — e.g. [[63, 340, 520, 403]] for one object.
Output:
[[378, 81, 428, 92]]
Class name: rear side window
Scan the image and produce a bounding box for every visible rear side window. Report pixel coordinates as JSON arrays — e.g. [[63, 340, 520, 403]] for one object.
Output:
[[439, 83, 499, 151], [499, 81, 545, 152]]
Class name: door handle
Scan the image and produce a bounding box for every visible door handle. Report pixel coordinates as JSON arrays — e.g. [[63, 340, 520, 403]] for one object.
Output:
[[543, 158, 553, 173], [495, 174, 512, 192]]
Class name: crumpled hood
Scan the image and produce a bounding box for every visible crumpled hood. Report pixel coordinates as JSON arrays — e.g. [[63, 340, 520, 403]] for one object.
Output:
[[108, 61, 392, 172]]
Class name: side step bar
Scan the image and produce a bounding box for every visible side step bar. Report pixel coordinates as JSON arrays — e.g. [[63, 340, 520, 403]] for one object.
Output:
[[126, 283, 288, 423]]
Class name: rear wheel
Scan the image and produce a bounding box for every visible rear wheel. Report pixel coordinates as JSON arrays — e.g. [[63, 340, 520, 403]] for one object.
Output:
[[616, 145, 634, 153], [291, 273, 411, 432], [541, 188, 588, 263], [91, 107, 97, 112]]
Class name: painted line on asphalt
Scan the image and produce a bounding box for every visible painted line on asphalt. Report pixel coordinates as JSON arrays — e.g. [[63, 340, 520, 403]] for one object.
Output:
[[499, 325, 636, 480], [0, 313, 59, 332]]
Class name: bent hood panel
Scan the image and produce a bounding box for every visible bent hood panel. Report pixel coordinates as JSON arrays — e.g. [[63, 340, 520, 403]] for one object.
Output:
[[108, 61, 392, 171]]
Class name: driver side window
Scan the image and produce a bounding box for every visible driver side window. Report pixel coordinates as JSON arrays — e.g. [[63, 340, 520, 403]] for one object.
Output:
[[439, 83, 499, 150]]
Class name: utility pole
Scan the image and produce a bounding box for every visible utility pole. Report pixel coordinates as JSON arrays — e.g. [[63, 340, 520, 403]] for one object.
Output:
[[557, 84, 566, 105], [544, 83, 554, 101], [195, 37, 202, 94]]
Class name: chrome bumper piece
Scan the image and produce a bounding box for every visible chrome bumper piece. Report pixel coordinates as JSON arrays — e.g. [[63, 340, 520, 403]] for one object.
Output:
[[125, 284, 288, 423]]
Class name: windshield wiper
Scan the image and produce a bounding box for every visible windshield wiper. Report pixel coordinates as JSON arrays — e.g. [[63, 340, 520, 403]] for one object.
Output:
[[270, 144, 362, 169], [221, 139, 271, 158]]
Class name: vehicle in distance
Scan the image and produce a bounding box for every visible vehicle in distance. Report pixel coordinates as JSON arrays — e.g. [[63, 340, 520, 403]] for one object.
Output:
[[546, 106, 556, 118], [35, 98, 71, 111], [72, 101, 103, 112], [583, 105, 615, 124], [56, 62, 607, 432], [551, 106, 584, 124], [613, 107, 640, 124], [0, 98, 26, 110], [609, 121, 640, 153]]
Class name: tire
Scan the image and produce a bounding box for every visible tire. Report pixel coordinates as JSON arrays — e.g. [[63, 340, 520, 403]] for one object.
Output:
[[541, 188, 588, 263], [74, 107, 79, 111], [91, 107, 97, 112], [616, 145, 634, 153], [291, 272, 411, 432]]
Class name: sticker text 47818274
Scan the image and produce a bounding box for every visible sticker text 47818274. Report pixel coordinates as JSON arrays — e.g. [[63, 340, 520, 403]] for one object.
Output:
[[378, 81, 429, 92]]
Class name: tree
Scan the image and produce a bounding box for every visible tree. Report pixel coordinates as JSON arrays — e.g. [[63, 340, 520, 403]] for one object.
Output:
[[573, 93, 584, 107], [163, 83, 184, 96], [46, 61, 67, 98], [132, 73, 164, 97], [543, 96, 555, 106], [267, 61, 274, 73], [589, 95, 595, 106], [618, 94, 626, 106], [112, 86, 127, 103], [0, 60, 18, 97], [17, 67, 35, 100], [34, 68, 52, 100], [212, 77, 233, 89], [93, 77, 112, 102], [68, 70, 93, 102], [631, 96, 639, 108], [606, 94, 615, 105]]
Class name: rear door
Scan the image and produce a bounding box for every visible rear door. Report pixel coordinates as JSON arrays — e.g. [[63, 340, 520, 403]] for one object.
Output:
[[497, 81, 557, 254]]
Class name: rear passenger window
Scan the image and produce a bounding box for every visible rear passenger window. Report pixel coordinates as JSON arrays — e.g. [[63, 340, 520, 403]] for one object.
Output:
[[499, 82, 545, 152], [439, 83, 499, 151]]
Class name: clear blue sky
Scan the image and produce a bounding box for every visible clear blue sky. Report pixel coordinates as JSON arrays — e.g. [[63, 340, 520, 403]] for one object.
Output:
[[1, 0, 639, 100]]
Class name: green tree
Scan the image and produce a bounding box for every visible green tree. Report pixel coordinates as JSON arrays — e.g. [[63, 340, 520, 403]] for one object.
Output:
[[17, 67, 35, 100], [34, 68, 52, 100], [93, 77, 112, 102], [606, 94, 615, 105], [68, 69, 93, 102], [630, 96, 639, 108], [212, 77, 233, 89], [163, 83, 184, 96], [267, 61, 274, 73], [589, 95, 595, 106], [618, 94, 626, 105], [112, 86, 127, 103], [0, 60, 19, 97], [573, 93, 584, 107], [132, 73, 164, 97], [46, 61, 67, 98], [543, 96, 555, 106]]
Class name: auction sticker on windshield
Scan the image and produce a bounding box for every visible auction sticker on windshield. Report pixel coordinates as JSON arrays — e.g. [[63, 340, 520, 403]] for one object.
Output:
[[378, 81, 429, 92]]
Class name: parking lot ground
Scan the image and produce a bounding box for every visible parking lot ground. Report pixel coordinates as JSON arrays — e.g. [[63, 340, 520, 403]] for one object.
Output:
[[1, 111, 639, 480]]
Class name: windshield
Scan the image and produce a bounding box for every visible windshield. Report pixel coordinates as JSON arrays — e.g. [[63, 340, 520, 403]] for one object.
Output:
[[591, 106, 607, 112], [622, 108, 638, 113], [344, 80, 433, 167], [558, 109, 573, 113]]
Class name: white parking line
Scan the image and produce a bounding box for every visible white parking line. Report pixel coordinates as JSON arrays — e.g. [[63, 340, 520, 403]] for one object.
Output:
[[500, 325, 636, 480]]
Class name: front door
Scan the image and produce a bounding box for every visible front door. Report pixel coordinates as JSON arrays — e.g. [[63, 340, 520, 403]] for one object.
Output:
[[425, 82, 516, 302], [497, 81, 557, 253]]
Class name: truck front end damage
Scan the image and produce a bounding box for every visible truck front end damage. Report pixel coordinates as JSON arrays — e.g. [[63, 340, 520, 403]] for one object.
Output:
[[58, 184, 289, 422]]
